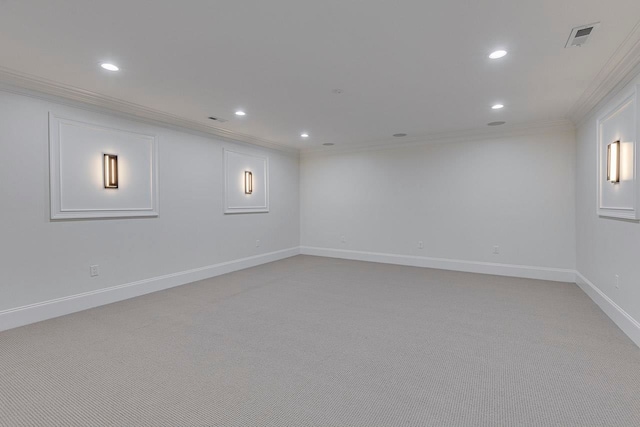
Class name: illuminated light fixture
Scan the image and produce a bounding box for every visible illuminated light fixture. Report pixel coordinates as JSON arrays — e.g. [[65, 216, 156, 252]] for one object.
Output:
[[301, 133, 309, 138], [607, 140, 620, 183], [104, 154, 118, 189], [492, 104, 504, 110], [244, 171, 253, 194], [235, 110, 246, 116], [489, 50, 507, 59], [100, 63, 119, 71]]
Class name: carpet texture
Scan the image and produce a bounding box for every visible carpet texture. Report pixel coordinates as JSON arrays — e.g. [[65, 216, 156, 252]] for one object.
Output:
[[1, 255, 639, 426]]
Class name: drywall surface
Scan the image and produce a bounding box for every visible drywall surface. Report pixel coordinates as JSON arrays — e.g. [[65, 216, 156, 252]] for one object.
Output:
[[301, 130, 576, 272], [0, 89, 299, 312], [576, 71, 640, 326]]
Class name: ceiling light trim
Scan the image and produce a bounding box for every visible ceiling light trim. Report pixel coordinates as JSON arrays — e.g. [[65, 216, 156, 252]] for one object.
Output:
[[100, 63, 119, 71], [489, 50, 508, 59], [0, 66, 297, 154]]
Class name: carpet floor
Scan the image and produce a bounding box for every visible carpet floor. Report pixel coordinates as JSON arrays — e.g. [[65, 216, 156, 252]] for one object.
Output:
[[1, 255, 639, 426]]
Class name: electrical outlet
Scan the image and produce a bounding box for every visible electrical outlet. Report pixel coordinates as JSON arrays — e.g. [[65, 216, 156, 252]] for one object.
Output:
[[340, 235, 346, 244], [90, 265, 99, 277], [418, 241, 424, 249], [493, 245, 500, 255], [256, 240, 261, 248], [615, 274, 620, 289]]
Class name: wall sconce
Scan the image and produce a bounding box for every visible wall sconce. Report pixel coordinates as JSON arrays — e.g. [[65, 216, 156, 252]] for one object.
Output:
[[104, 154, 118, 189], [244, 171, 253, 194], [607, 140, 620, 183]]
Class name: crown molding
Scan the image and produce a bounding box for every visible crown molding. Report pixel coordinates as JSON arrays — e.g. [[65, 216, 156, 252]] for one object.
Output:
[[0, 66, 298, 154], [568, 19, 640, 125], [301, 119, 575, 157], [0, 64, 577, 158]]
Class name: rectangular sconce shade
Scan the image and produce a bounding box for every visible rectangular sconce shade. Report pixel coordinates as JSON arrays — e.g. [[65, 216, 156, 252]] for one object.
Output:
[[104, 154, 118, 189], [244, 171, 253, 194], [607, 141, 620, 183]]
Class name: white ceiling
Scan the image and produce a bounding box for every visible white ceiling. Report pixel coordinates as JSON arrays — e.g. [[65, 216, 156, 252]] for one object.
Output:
[[1, 1, 640, 151]]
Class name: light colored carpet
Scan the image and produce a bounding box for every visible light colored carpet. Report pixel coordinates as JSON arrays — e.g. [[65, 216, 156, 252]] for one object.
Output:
[[1, 255, 639, 426]]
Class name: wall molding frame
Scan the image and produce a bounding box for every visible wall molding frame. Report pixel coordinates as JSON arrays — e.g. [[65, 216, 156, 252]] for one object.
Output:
[[49, 112, 160, 219], [0, 247, 300, 332], [299, 246, 576, 282], [223, 148, 270, 214], [596, 85, 640, 220], [575, 271, 640, 348]]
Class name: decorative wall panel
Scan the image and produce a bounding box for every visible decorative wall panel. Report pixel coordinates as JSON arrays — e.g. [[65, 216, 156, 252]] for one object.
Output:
[[597, 85, 639, 220], [49, 113, 159, 219], [224, 149, 269, 214]]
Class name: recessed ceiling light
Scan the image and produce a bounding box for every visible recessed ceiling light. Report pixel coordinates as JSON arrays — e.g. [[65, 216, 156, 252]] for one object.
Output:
[[100, 63, 119, 71], [393, 133, 407, 137], [487, 121, 506, 126], [323, 143, 334, 146], [235, 110, 246, 116], [491, 104, 504, 110], [301, 133, 309, 138], [489, 50, 507, 59]]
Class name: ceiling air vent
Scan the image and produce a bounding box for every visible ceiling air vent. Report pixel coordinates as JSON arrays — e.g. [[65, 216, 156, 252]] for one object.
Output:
[[565, 22, 600, 48], [208, 116, 228, 123]]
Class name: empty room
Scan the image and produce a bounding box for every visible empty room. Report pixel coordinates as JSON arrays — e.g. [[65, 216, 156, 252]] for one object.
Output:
[[1, 1, 640, 425]]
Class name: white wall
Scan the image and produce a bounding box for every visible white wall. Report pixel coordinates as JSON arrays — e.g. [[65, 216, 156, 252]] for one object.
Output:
[[576, 71, 640, 340], [1, 77, 638, 344], [300, 130, 576, 277], [0, 89, 299, 314]]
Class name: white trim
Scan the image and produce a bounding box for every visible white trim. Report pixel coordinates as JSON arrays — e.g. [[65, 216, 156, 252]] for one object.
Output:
[[575, 271, 640, 348], [299, 246, 575, 282], [0, 67, 297, 154], [0, 247, 300, 332], [223, 148, 270, 214], [0, 24, 638, 156], [301, 119, 575, 157], [3, 248, 638, 350], [569, 19, 640, 124], [48, 112, 160, 219], [596, 86, 639, 220], [0, 67, 576, 156]]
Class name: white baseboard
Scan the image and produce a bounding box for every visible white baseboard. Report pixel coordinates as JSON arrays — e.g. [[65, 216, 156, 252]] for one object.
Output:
[[300, 247, 640, 348], [575, 271, 640, 348], [299, 246, 576, 282], [0, 247, 300, 332], [5, 246, 637, 350]]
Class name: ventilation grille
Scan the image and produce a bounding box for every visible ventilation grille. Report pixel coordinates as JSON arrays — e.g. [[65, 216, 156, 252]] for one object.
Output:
[[565, 23, 600, 48], [208, 116, 228, 123]]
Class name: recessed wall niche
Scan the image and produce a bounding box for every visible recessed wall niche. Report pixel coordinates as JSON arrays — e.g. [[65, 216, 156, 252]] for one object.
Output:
[[597, 85, 640, 220], [224, 149, 269, 214], [48, 112, 159, 219]]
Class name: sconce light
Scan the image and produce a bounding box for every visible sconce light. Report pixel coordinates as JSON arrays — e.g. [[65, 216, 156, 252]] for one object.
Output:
[[244, 171, 253, 194], [104, 154, 118, 189], [607, 140, 620, 183]]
